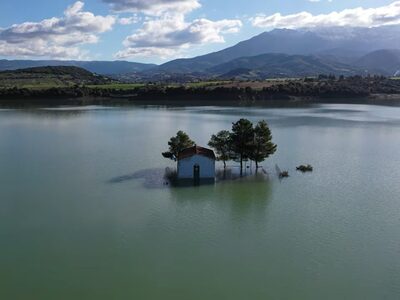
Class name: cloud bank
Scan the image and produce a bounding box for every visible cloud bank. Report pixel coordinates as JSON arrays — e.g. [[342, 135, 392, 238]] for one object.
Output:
[[109, 0, 242, 59], [116, 14, 242, 59], [251, 1, 400, 29], [0, 1, 115, 59], [103, 0, 201, 16]]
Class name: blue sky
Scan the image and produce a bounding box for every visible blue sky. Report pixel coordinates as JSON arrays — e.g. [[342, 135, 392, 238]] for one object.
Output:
[[0, 0, 397, 63]]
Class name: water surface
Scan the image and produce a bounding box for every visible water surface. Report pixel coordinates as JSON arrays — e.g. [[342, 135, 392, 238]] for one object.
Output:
[[1, 104, 400, 299]]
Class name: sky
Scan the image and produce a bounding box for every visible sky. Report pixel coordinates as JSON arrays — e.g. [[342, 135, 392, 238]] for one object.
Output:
[[0, 0, 398, 63]]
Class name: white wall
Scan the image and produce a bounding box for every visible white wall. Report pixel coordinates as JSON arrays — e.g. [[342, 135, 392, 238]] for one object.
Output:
[[177, 155, 215, 179]]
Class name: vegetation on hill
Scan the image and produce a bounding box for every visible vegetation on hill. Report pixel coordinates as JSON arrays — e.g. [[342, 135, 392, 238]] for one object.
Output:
[[208, 53, 361, 79], [0, 60, 156, 75], [0, 66, 113, 89], [355, 49, 400, 75]]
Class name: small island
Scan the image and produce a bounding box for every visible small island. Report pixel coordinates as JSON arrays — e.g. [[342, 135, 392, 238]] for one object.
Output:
[[162, 118, 277, 185]]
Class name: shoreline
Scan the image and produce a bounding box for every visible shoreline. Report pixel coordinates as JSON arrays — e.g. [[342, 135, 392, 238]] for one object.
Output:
[[2, 76, 400, 108]]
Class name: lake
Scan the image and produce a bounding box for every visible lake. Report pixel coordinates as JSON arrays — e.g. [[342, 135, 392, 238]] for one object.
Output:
[[1, 104, 400, 299]]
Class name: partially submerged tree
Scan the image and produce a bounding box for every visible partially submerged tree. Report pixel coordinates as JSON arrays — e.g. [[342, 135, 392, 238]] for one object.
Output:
[[208, 130, 231, 168], [249, 120, 277, 170], [230, 118, 254, 174], [163, 131, 195, 160], [208, 119, 277, 174]]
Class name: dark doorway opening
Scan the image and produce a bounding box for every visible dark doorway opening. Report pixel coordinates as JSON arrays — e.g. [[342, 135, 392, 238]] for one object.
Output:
[[193, 164, 200, 185]]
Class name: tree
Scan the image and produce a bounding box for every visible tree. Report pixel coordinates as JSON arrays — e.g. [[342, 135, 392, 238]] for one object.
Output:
[[249, 120, 277, 170], [230, 118, 254, 174], [163, 131, 195, 160], [208, 130, 231, 168]]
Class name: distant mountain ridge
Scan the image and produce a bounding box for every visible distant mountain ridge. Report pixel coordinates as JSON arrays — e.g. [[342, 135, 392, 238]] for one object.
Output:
[[0, 60, 156, 75], [355, 49, 400, 75], [155, 29, 329, 73], [154, 26, 400, 74], [208, 53, 362, 79], [2, 25, 400, 79]]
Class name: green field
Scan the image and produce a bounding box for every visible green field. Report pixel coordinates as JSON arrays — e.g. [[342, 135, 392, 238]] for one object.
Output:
[[86, 83, 147, 90], [87, 81, 234, 89], [184, 80, 232, 87]]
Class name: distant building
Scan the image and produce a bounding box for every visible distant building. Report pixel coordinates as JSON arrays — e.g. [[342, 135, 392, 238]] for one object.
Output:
[[177, 146, 216, 183]]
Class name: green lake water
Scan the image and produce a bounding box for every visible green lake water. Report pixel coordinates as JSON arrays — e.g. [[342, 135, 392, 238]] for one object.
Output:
[[1, 104, 400, 299]]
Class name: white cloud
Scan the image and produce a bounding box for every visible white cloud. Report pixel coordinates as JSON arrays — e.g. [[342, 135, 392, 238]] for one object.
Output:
[[119, 15, 141, 25], [103, 0, 201, 16], [0, 1, 115, 59], [251, 1, 400, 29], [115, 46, 178, 59], [108, 0, 242, 60], [115, 13, 242, 59]]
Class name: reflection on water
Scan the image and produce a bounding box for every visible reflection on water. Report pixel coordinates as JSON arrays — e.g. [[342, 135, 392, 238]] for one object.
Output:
[[108, 168, 170, 188], [3, 103, 400, 125], [169, 174, 273, 221], [0, 108, 87, 120], [41, 105, 116, 111], [170, 104, 400, 125], [109, 166, 272, 189]]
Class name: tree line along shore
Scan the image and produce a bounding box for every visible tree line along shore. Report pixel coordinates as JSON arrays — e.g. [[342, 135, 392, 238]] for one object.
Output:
[[1, 75, 400, 106]]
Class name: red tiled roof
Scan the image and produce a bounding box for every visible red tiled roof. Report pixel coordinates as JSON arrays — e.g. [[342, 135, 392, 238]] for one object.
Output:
[[178, 146, 216, 160]]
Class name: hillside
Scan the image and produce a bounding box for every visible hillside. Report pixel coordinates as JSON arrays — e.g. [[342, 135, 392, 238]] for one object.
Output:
[[208, 53, 361, 79], [354, 49, 400, 76], [0, 66, 113, 88], [0, 60, 156, 75], [155, 29, 328, 73], [154, 25, 400, 74]]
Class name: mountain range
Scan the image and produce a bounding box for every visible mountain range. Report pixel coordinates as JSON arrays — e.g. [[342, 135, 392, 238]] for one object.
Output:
[[207, 53, 361, 79], [1, 26, 400, 80]]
